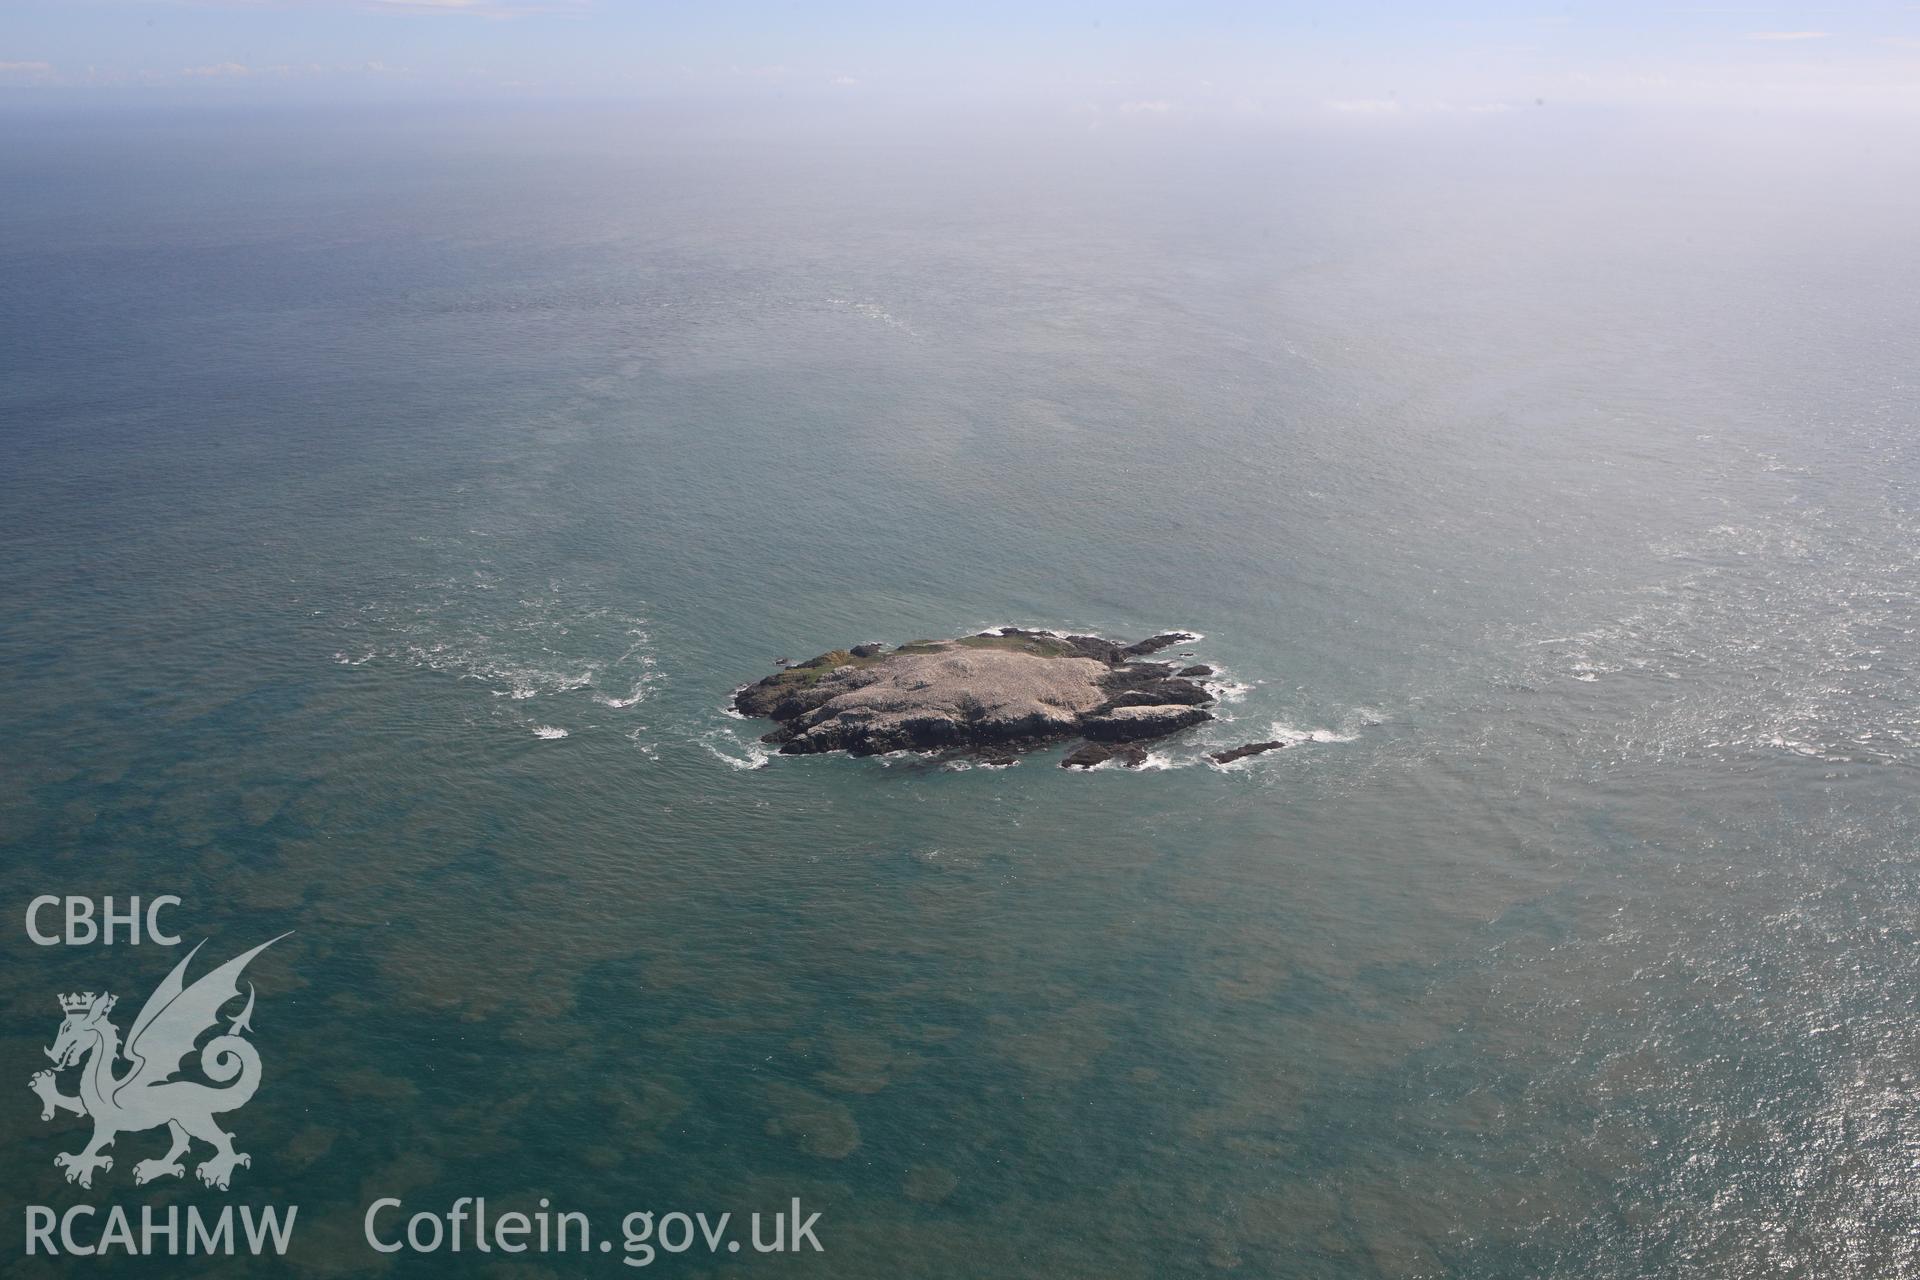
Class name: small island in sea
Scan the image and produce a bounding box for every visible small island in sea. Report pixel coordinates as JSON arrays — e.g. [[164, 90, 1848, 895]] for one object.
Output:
[[733, 628, 1276, 768]]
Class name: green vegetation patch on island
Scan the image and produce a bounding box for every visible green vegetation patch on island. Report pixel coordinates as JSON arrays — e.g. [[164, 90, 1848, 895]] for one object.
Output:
[[732, 629, 1231, 767]]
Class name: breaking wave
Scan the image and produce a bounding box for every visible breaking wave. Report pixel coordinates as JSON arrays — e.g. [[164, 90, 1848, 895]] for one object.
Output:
[[333, 575, 662, 715], [702, 729, 774, 771]]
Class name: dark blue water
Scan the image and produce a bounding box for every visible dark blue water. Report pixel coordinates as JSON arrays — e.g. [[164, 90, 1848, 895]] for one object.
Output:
[[3, 107, 1918, 1276]]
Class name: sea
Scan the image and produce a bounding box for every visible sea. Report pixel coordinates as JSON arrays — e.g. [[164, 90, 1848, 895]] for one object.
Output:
[[1, 104, 1917, 1277]]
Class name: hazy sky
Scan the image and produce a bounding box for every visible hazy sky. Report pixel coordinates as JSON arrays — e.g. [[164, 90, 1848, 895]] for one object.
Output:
[[2, 1, 1917, 120]]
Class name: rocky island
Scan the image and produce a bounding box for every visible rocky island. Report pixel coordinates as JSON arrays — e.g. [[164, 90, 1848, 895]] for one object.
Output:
[[733, 629, 1217, 766]]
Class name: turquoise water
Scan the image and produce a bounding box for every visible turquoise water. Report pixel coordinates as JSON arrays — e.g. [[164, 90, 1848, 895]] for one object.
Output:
[[3, 109, 1918, 1276]]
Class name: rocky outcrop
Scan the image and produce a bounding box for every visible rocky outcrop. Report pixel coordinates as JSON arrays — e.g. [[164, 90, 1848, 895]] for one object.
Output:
[[1124, 633, 1195, 656], [1061, 743, 1149, 769], [1081, 704, 1212, 741], [733, 629, 1212, 761], [1209, 740, 1288, 765], [1099, 680, 1212, 708]]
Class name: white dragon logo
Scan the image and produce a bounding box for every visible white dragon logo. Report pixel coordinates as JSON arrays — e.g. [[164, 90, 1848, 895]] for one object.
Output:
[[29, 935, 288, 1191]]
